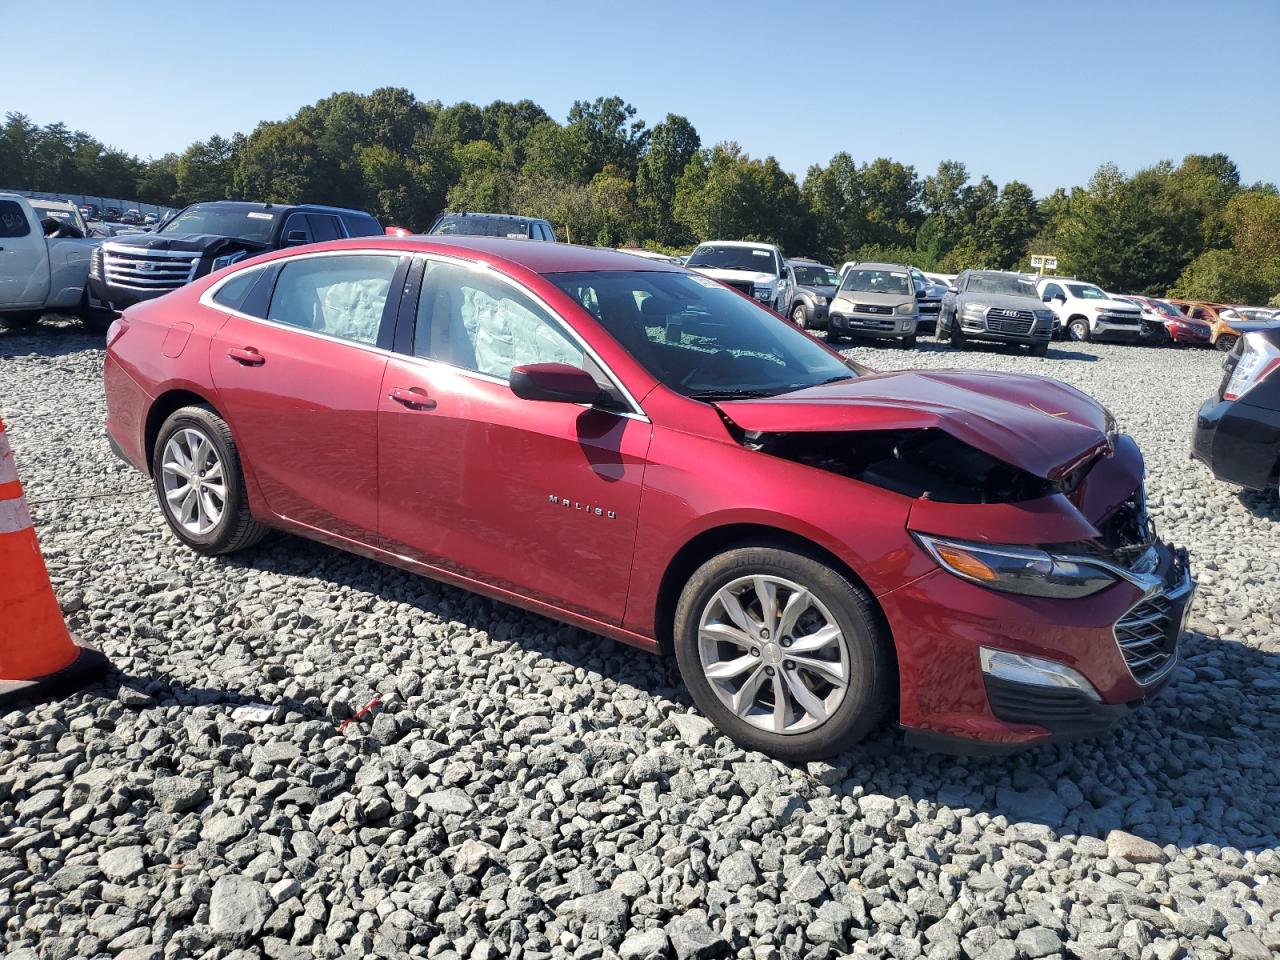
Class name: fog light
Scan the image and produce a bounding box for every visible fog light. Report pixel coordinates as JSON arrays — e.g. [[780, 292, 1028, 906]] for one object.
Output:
[[979, 647, 1101, 701]]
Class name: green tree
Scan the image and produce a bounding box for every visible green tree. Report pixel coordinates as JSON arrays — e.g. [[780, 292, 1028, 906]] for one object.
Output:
[[176, 134, 240, 203], [635, 114, 700, 244], [566, 96, 649, 179]]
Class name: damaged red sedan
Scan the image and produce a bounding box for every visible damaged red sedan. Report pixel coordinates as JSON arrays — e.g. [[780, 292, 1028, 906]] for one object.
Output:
[[104, 237, 1194, 759]]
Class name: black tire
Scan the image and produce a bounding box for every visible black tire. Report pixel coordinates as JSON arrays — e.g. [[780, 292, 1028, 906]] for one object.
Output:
[[673, 545, 894, 761], [0, 311, 41, 331], [1068, 318, 1091, 342], [1029, 342, 1048, 357], [949, 315, 966, 349], [79, 289, 115, 334], [151, 405, 268, 556], [1215, 334, 1239, 353], [902, 335, 917, 350], [791, 303, 808, 329], [935, 313, 951, 341]]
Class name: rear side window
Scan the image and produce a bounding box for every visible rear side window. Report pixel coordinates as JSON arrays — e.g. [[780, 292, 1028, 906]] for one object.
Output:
[[267, 254, 400, 346], [281, 213, 312, 245], [307, 215, 341, 242], [0, 200, 31, 238], [211, 267, 264, 313], [342, 214, 383, 238]]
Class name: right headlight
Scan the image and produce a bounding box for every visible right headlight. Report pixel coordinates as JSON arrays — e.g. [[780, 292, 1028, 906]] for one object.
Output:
[[1034, 309, 1055, 323], [914, 534, 1117, 599], [962, 302, 989, 316]]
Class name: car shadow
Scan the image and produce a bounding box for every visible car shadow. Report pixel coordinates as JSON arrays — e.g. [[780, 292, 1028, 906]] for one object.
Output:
[[1237, 486, 1280, 521], [835, 337, 1099, 362], [216, 534, 1278, 855], [0, 314, 102, 358]]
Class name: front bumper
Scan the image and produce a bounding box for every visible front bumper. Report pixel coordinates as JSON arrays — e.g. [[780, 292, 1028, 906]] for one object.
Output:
[[882, 537, 1193, 751], [1093, 319, 1143, 341], [88, 274, 169, 311], [1192, 394, 1280, 490], [830, 313, 918, 339]]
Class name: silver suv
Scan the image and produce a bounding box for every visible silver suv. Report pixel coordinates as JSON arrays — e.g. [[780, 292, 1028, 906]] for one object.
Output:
[[937, 270, 1055, 356], [827, 262, 920, 348]]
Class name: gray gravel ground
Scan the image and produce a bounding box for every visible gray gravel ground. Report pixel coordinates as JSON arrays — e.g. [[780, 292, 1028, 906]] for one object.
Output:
[[1, 317, 1278, 960]]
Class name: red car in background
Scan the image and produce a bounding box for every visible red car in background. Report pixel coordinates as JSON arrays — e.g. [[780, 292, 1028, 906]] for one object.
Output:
[[103, 237, 1193, 759], [1116, 296, 1212, 346]]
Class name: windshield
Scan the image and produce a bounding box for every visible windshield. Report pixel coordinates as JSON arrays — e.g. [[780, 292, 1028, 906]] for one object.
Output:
[[1067, 283, 1109, 300], [550, 270, 860, 399], [840, 268, 911, 297], [792, 264, 838, 286], [1149, 299, 1182, 318], [967, 272, 1039, 298], [160, 204, 276, 244], [686, 244, 779, 274], [430, 214, 531, 237]]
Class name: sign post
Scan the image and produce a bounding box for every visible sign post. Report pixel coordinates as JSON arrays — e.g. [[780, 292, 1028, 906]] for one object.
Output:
[[1030, 254, 1058, 276]]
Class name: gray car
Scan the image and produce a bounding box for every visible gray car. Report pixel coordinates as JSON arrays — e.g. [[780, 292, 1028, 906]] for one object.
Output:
[[938, 270, 1055, 356], [785, 258, 840, 330], [827, 262, 921, 347]]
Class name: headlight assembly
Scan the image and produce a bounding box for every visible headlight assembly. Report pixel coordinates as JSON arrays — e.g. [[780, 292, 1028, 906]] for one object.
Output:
[[962, 302, 988, 316], [914, 533, 1117, 599], [212, 251, 248, 272], [896, 302, 916, 315]]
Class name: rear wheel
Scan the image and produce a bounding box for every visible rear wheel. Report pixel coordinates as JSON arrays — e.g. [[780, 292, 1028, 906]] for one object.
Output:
[[791, 304, 808, 329], [1215, 334, 1239, 353], [0, 311, 40, 331], [1068, 318, 1091, 342], [673, 546, 893, 761], [152, 405, 268, 556]]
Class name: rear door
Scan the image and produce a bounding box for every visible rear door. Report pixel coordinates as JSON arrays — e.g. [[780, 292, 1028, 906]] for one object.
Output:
[[208, 251, 407, 544], [377, 257, 651, 625], [0, 197, 49, 308]]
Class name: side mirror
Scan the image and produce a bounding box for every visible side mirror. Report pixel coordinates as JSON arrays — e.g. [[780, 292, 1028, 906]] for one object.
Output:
[[947, 286, 959, 295], [510, 363, 607, 405], [284, 229, 308, 246], [1042, 294, 1054, 303]]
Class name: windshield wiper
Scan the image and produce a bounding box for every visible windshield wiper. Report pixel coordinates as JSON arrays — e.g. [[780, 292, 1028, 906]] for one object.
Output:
[[687, 388, 775, 401]]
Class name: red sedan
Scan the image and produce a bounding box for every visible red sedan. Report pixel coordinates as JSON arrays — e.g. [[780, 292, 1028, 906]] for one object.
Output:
[[104, 237, 1193, 759]]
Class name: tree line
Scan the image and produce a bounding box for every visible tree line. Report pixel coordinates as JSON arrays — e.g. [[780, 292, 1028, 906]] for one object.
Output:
[[2, 89, 1277, 304]]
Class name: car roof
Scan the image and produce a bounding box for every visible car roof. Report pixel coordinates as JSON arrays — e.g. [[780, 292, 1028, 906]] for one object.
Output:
[[184, 200, 374, 217], [785, 258, 830, 266], [304, 235, 686, 275], [694, 239, 777, 249], [437, 211, 541, 222], [848, 261, 909, 271]]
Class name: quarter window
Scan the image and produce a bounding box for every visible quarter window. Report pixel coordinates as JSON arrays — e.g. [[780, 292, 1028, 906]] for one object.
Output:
[[211, 267, 264, 312], [267, 255, 400, 345], [415, 260, 584, 380], [307, 214, 342, 242], [0, 200, 31, 238]]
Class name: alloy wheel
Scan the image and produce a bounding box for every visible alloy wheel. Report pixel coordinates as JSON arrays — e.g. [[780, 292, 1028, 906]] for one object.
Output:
[[697, 575, 850, 735], [160, 428, 226, 535]]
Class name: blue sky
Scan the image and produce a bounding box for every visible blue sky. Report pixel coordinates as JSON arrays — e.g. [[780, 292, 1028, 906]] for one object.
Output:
[[5, 0, 1277, 195]]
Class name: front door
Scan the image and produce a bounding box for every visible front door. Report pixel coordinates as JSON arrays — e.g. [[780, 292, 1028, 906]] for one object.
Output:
[[209, 252, 404, 544], [378, 258, 651, 625], [0, 198, 49, 308]]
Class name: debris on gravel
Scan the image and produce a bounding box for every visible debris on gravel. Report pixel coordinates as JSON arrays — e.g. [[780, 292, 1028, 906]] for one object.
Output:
[[1, 321, 1277, 958]]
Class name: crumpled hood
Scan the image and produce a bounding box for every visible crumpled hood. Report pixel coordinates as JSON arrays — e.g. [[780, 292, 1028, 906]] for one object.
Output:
[[715, 369, 1116, 482], [104, 232, 269, 254]]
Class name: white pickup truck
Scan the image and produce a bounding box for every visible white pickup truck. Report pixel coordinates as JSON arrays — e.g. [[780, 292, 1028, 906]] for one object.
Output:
[[0, 193, 111, 331]]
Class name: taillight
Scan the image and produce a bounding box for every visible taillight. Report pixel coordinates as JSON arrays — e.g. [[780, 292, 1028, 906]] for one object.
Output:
[[106, 314, 128, 347], [1223, 334, 1280, 400]]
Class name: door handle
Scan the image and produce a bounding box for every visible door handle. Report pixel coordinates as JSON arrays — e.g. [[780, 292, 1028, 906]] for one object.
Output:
[[227, 347, 265, 366], [389, 386, 436, 410]]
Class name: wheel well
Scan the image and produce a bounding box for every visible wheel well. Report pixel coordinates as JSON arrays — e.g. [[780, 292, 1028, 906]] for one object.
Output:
[[652, 523, 892, 655], [144, 390, 217, 474], [1068, 314, 1090, 325]]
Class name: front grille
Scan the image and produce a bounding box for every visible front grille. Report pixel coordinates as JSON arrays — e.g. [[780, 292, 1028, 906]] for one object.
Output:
[[721, 279, 753, 295], [985, 308, 1035, 335], [918, 301, 941, 315], [853, 303, 893, 315], [846, 317, 896, 331], [1098, 311, 1140, 325], [102, 247, 201, 292], [1114, 592, 1180, 684]]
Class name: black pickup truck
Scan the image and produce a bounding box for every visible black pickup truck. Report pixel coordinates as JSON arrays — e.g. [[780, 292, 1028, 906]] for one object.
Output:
[[88, 200, 383, 310]]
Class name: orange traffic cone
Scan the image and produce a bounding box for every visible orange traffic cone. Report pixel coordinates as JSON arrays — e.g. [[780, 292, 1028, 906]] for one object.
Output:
[[0, 418, 107, 705]]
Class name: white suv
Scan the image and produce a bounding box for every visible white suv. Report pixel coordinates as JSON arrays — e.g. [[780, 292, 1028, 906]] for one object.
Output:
[[1036, 277, 1143, 342], [685, 240, 791, 313]]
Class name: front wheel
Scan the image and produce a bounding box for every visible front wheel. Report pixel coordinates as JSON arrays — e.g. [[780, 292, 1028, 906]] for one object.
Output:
[[79, 289, 115, 333], [1215, 334, 1239, 353], [949, 317, 966, 350], [902, 335, 917, 350], [152, 405, 268, 556], [791, 304, 808, 329], [1029, 342, 1048, 357], [673, 546, 893, 761], [1068, 319, 1091, 342]]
